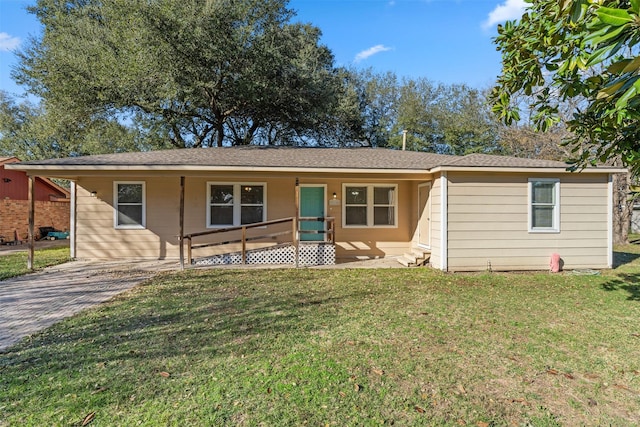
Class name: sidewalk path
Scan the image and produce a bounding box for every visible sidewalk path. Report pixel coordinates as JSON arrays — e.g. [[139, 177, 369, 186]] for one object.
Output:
[[0, 259, 178, 352]]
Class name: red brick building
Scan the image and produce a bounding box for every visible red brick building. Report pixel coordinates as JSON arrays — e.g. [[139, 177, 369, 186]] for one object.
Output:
[[0, 157, 70, 242]]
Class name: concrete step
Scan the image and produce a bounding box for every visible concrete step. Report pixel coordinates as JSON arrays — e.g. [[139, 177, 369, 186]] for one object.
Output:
[[397, 255, 416, 267], [397, 248, 431, 267], [411, 248, 429, 259]]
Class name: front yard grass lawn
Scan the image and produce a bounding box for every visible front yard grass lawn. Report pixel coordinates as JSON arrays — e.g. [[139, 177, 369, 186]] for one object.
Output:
[[0, 246, 70, 281], [2, 246, 640, 426]]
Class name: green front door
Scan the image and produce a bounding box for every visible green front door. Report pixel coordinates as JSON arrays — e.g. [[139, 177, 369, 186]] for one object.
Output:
[[300, 186, 325, 241]]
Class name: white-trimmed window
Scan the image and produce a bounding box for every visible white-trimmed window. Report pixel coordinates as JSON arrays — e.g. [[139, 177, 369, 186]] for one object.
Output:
[[528, 178, 560, 232], [114, 181, 146, 229], [207, 183, 266, 227], [343, 184, 397, 228]]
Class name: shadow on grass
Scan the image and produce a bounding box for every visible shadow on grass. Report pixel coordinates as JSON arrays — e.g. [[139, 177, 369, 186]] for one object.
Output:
[[1, 270, 361, 372], [607, 247, 640, 300], [613, 250, 640, 268], [602, 272, 640, 301]]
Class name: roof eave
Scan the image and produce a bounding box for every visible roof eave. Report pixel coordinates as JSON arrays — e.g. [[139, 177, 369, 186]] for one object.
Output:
[[4, 164, 431, 175], [430, 165, 628, 174]]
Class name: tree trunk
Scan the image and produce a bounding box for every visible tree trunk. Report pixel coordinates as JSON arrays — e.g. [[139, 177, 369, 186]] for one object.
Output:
[[612, 171, 631, 245], [215, 122, 224, 147]]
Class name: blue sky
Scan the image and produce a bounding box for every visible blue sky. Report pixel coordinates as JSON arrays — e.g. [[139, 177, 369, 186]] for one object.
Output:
[[0, 0, 527, 98]]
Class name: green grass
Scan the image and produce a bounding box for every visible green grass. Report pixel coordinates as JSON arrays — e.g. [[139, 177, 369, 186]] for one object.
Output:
[[0, 246, 71, 281], [2, 246, 640, 426]]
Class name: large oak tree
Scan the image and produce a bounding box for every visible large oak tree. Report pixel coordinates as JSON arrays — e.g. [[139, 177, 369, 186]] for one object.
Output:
[[14, 0, 339, 148]]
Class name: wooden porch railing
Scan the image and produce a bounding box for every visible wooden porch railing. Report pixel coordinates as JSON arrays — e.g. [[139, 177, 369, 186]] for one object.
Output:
[[181, 216, 335, 266]]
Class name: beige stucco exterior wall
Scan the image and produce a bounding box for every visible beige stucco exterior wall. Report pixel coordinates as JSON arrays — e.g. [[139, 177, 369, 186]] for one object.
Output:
[[445, 171, 610, 271], [74, 174, 420, 260]]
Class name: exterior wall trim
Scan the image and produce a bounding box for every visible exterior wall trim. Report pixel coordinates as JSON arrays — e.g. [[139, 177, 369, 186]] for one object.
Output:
[[113, 181, 146, 229], [440, 172, 448, 271], [608, 174, 613, 268], [527, 178, 560, 233], [205, 181, 268, 228], [417, 182, 432, 249], [341, 183, 399, 229]]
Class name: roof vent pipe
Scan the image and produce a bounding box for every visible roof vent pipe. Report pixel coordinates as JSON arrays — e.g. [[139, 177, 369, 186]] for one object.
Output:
[[402, 130, 407, 151]]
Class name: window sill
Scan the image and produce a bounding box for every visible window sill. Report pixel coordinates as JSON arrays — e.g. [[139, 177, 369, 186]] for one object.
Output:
[[207, 224, 268, 229], [115, 225, 146, 230], [342, 225, 398, 229]]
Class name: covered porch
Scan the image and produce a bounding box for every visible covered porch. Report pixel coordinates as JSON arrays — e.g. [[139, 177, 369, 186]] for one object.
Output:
[[17, 168, 436, 270]]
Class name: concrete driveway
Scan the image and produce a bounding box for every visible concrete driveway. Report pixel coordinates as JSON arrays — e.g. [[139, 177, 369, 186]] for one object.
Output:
[[0, 259, 178, 352]]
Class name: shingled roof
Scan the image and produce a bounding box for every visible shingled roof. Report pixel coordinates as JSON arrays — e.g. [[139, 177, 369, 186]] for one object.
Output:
[[11, 146, 579, 171], [0, 157, 19, 165], [440, 153, 570, 169]]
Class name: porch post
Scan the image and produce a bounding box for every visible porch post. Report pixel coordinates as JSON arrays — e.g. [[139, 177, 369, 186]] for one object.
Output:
[[27, 175, 35, 270], [241, 226, 247, 264], [179, 176, 185, 270], [70, 181, 76, 259], [295, 177, 299, 268]]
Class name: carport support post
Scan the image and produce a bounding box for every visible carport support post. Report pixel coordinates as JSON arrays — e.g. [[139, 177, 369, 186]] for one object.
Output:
[[27, 175, 35, 270], [179, 176, 185, 271]]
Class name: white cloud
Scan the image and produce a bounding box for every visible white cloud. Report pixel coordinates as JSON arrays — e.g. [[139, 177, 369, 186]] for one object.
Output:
[[354, 44, 392, 63], [482, 0, 527, 30], [0, 32, 21, 52]]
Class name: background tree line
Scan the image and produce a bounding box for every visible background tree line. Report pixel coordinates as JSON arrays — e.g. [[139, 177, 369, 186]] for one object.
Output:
[[1, 69, 511, 160], [1, 0, 635, 241], [1, 0, 551, 162]]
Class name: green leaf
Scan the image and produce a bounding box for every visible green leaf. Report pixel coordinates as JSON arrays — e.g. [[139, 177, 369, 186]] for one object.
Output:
[[631, 0, 640, 14], [586, 44, 617, 67], [570, 0, 586, 22], [597, 80, 625, 99], [596, 7, 634, 27], [607, 58, 632, 74], [584, 23, 627, 47], [622, 56, 640, 73], [614, 77, 640, 109]]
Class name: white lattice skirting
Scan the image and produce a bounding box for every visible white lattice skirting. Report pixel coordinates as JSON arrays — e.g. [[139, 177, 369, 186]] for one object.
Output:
[[194, 243, 335, 266]]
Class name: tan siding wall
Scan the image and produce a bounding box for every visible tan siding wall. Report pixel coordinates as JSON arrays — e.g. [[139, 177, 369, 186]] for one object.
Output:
[[76, 177, 181, 259], [429, 174, 442, 269], [75, 175, 419, 260], [446, 172, 609, 271]]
